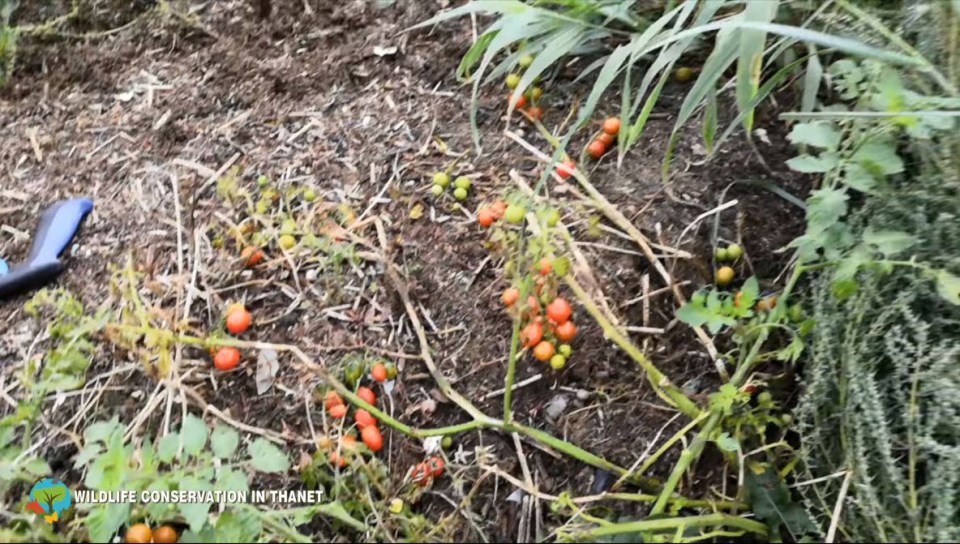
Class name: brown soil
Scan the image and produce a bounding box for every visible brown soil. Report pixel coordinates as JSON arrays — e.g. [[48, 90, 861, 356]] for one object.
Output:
[[0, 0, 808, 541]]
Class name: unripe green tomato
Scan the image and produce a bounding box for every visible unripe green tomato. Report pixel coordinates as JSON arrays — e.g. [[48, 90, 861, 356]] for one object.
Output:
[[506, 73, 521, 89], [558, 344, 572, 357], [518, 55, 534, 69], [545, 208, 561, 227], [431, 184, 444, 197], [433, 172, 451, 188], [549, 354, 566, 370], [726, 243, 743, 260], [715, 247, 729, 261], [441, 436, 454, 450], [303, 189, 317, 202], [278, 234, 297, 250], [280, 219, 297, 235], [504, 205, 526, 224], [257, 175, 269, 187], [758, 391, 773, 405], [454, 176, 472, 190], [454, 187, 468, 201]]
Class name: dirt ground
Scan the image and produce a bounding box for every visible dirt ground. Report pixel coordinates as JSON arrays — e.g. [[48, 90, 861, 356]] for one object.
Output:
[[0, 0, 808, 540]]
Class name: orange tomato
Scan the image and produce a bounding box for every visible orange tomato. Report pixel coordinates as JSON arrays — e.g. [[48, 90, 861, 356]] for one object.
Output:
[[501, 287, 520, 307], [526, 106, 543, 120], [533, 341, 556, 362], [361, 425, 384, 452], [329, 450, 347, 468], [225, 307, 252, 335], [491, 200, 507, 218], [587, 140, 606, 159], [240, 246, 264, 267], [341, 434, 358, 449], [478, 208, 496, 228], [546, 298, 573, 324], [125, 524, 153, 544], [412, 462, 432, 486], [554, 320, 577, 342], [328, 404, 347, 419], [371, 363, 388, 383], [538, 257, 553, 276], [521, 321, 544, 348], [357, 386, 377, 406], [355, 409, 377, 429], [557, 159, 576, 179], [603, 117, 621, 135], [324, 391, 344, 410], [153, 525, 178, 544], [525, 295, 541, 316], [213, 347, 240, 371], [596, 132, 615, 147]]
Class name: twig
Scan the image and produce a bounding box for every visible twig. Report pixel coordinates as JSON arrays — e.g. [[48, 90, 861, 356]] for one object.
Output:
[[826, 471, 853, 543]]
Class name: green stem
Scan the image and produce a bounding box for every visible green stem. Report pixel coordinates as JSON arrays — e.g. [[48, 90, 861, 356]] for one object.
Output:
[[565, 275, 701, 420], [631, 411, 711, 482], [571, 512, 768, 540], [502, 317, 522, 424]]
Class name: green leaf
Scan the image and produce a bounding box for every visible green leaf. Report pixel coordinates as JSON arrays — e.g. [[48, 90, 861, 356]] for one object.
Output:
[[787, 122, 840, 149], [83, 417, 119, 444], [740, 276, 760, 307], [215, 509, 262, 543], [806, 187, 848, 234], [405, 0, 527, 31], [801, 45, 823, 112], [852, 141, 904, 175], [935, 269, 960, 305], [703, 85, 718, 154], [715, 432, 741, 452], [84, 503, 130, 544], [775, 335, 805, 363], [735, 0, 779, 134], [247, 438, 289, 473], [210, 425, 240, 459], [145, 479, 174, 522], [178, 476, 213, 532], [862, 228, 916, 256], [158, 432, 180, 464], [217, 468, 249, 493], [74, 443, 103, 469], [181, 414, 208, 457], [745, 462, 817, 536], [709, 383, 746, 415], [786, 153, 838, 173], [843, 162, 877, 192], [833, 244, 872, 285], [512, 25, 586, 114]]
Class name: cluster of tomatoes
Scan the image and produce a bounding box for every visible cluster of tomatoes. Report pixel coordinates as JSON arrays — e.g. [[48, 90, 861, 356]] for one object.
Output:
[[714, 242, 743, 286], [410, 455, 445, 488], [505, 53, 544, 120], [587, 117, 621, 160], [320, 362, 394, 467], [476, 200, 560, 230], [502, 261, 577, 370], [210, 303, 253, 371], [124, 523, 178, 544], [431, 171, 473, 202]]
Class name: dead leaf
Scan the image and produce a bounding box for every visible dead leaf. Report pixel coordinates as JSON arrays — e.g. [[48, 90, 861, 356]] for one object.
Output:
[[373, 45, 398, 57], [410, 203, 424, 220], [256, 349, 279, 395]]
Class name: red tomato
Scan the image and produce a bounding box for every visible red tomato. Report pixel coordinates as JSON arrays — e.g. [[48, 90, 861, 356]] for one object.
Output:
[[538, 257, 553, 276], [501, 287, 520, 307], [525, 106, 543, 120], [357, 386, 377, 406], [596, 132, 615, 147], [355, 409, 377, 429], [328, 404, 347, 419], [412, 462, 432, 486], [240, 246, 264, 267], [153, 525, 178, 544], [361, 425, 383, 452], [371, 363, 388, 383], [546, 298, 573, 324], [508, 93, 527, 109], [478, 208, 496, 228], [557, 159, 576, 179], [213, 347, 240, 371], [225, 307, 252, 335], [428, 456, 445, 477], [521, 321, 544, 348], [554, 320, 577, 342], [588, 140, 606, 159], [525, 295, 540, 316], [324, 390, 344, 410]]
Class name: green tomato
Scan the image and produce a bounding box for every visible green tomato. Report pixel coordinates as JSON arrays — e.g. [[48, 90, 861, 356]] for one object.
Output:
[[454, 176, 472, 190], [788, 304, 804, 322], [549, 354, 567, 370], [781, 414, 793, 425], [257, 175, 269, 187], [344, 361, 364, 387], [714, 247, 729, 261], [441, 436, 454, 450], [433, 172, 451, 188], [278, 234, 297, 250], [518, 54, 534, 69], [558, 344, 572, 357], [431, 184, 444, 197], [454, 187, 468, 201], [530, 86, 543, 101], [303, 189, 317, 202], [545, 208, 561, 227], [385, 363, 398, 380], [758, 391, 773, 405], [504, 205, 526, 224], [726, 243, 744, 260], [506, 73, 521, 89], [280, 219, 297, 235]]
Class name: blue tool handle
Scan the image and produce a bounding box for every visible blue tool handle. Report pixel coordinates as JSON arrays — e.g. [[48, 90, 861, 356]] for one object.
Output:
[[0, 198, 93, 299]]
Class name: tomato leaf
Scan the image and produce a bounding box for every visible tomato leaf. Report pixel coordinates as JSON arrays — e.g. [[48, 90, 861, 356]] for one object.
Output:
[[745, 462, 817, 538], [852, 140, 904, 176], [210, 425, 240, 459], [786, 152, 839, 173], [862, 228, 916, 256], [715, 432, 741, 452], [215, 509, 262, 543], [787, 122, 840, 149], [181, 414, 208, 457], [158, 432, 180, 464], [248, 438, 289, 473], [935, 269, 960, 306]]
